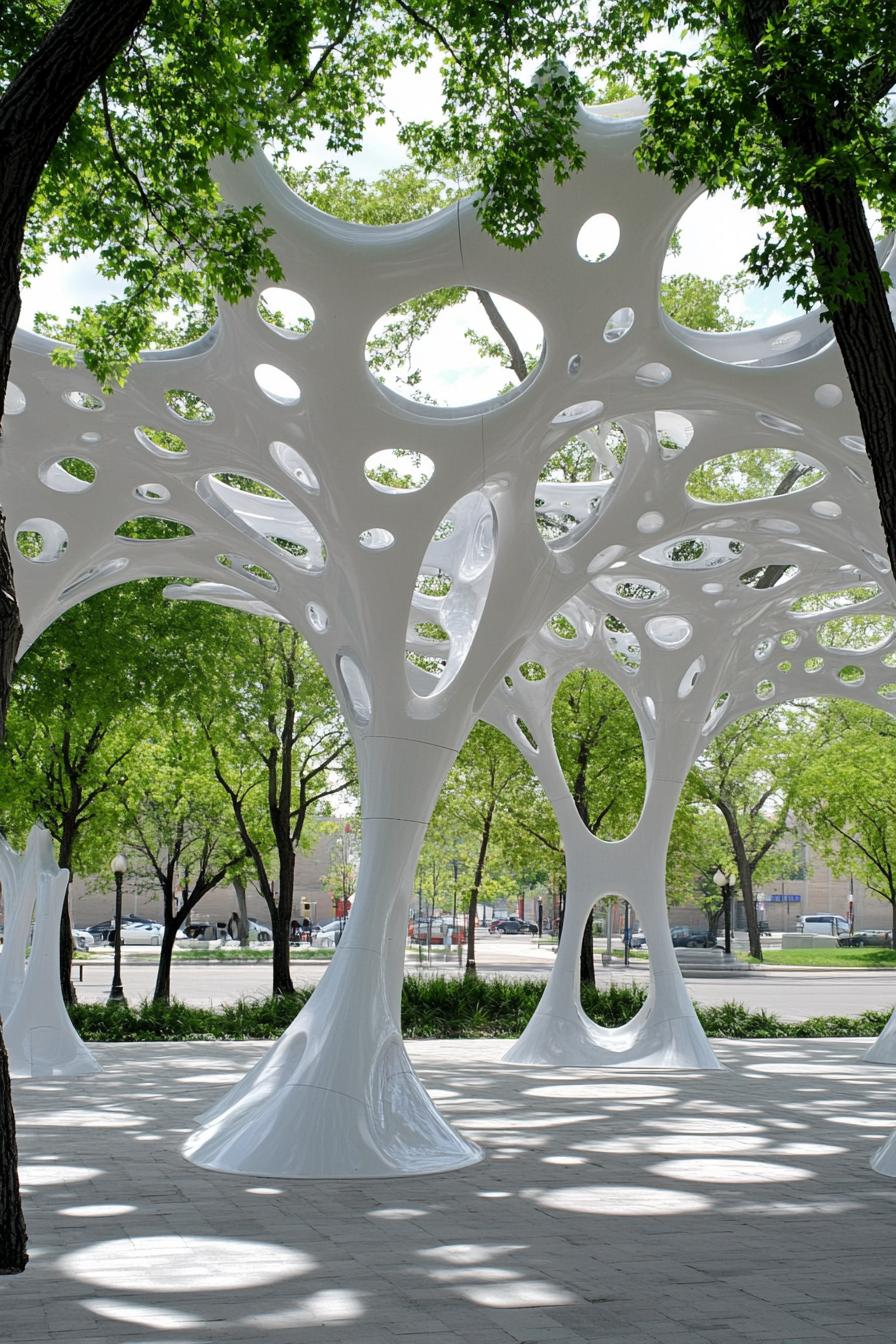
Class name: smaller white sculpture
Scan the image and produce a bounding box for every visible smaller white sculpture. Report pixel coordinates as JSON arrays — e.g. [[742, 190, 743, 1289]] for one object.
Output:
[[871, 1130, 896, 1178], [0, 824, 52, 1021], [862, 1010, 896, 1065], [3, 832, 99, 1079]]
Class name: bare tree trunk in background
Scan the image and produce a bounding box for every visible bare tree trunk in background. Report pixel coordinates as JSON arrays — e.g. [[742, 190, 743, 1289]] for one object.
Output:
[[580, 910, 595, 987], [233, 875, 250, 947]]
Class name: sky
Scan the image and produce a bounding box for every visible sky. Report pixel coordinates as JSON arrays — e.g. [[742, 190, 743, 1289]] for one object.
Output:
[[18, 58, 800, 408]]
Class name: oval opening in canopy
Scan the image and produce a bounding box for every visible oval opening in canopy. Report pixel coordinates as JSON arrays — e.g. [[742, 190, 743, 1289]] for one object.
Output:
[[816, 614, 896, 652], [536, 424, 625, 548], [687, 448, 826, 502], [791, 583, 880, 614], [364, 450, 434, 492], [576, 213, 620, 263], [337, 653, 372, 725], [661, 192, 809, 345], [406, 491, 497, 700], [165, 389, 214, 422], [366, 288, 543, 408], [257, 286, 315, 336], [15, 518, 68, 562], [196, 473, 327, 572], [551, 668, 645, 839], [39, 457, 96, 492]]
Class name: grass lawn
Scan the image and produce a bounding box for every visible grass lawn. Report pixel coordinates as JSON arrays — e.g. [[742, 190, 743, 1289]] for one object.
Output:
[[742, 947, 896, 968]]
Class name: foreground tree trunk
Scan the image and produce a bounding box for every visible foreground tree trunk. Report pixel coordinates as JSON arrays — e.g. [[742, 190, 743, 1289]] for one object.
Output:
[[0, 1030, 26, 1275], [740, 0, 896, 575]]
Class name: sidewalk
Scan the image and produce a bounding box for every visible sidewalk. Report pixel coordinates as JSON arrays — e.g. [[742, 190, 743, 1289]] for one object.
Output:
[[4, 1038, 896, 1342]]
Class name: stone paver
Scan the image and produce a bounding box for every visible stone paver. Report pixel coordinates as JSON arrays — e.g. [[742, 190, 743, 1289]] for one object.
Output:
[[3, 1038, 896, 1343]]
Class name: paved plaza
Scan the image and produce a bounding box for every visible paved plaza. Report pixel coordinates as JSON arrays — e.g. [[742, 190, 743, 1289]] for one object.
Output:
[[4, 1037, 896, 1343]]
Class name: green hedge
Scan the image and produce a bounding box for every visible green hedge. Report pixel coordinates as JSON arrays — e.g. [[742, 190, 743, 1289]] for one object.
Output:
[[67, 976, 895, 1042]]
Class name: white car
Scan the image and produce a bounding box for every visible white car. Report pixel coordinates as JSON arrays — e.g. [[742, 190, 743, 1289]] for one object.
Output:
[[73, 928, 95, 952], [796, 914, 850, 936], [311, 920, 346, 948], [118, 921, 165, 946]]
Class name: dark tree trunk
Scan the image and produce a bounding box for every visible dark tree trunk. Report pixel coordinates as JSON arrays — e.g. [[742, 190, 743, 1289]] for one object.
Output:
[[152, 884, 178, 1005], [728, 826, 762, 961], [233, 875, 250, 947], [271, 847, 295, 996], [57, 821, 77, 1007], [740, 0, 896, 575], [271, 903, 294, 996], [58, 888, 75, 1008], [0, 0, 155, 488], [464, 886, 478, 980], [473, 288, 528, 381], [464, 806, 494, 980], [0, 0, 153, 1279], [580, 909, 595, 987], [0, 1029, 26, 1275]]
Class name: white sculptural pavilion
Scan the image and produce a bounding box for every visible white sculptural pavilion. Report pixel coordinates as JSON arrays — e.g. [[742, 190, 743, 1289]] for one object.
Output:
[[4, 95, 896, 1175]]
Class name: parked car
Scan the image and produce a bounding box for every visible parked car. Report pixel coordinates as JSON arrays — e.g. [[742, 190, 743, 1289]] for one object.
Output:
[[312, 919, 346, 948], [86, 914, 156, 944], [72, 928, 95, 952], [629, 930, 647, 949], [182, 921, 233, 942], [489, 918, 538, 935], [670, 925, 717, 948], [838, 929, 893, 947], [247, 918, 272, 943], [796, 913, 850, 936], [119, 921, 167, 946]]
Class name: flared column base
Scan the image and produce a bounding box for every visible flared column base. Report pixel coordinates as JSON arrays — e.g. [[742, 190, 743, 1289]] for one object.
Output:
[[504, 996, 721, 1070]]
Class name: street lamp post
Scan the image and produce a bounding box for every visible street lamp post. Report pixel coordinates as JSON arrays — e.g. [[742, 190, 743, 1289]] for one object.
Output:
[[109, 853, 128, 1006], [713, 868, 733, 955], [451, 858, 461, 968]]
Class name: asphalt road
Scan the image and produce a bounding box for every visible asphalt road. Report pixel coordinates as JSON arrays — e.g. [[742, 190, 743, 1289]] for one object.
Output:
[[73, 935, 896, 1021]]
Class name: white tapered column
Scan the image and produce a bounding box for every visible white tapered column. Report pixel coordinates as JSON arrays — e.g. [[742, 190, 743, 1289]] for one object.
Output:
[[184, 736, 482, 1178], [505, 832, 720, 1069], [5, 864, 99, 1078], [863, 1007, 896, 1064]]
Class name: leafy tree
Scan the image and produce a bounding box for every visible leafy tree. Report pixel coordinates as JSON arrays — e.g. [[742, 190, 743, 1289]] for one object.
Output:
[[584, 2, 896, 572], [433, 722, 531, 978], [195, 615, 352, 995], [552, 668, 645, 982], [797, 701, 896, 940], [693, 706, 817, 959], [320, 818, 360, 922], [117, 723, 247, 1002], [666, 794, 745, 937], [0, 580, 192, 999]]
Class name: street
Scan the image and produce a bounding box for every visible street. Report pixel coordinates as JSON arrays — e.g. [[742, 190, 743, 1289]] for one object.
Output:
[[74, 934, 896, 1021]]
